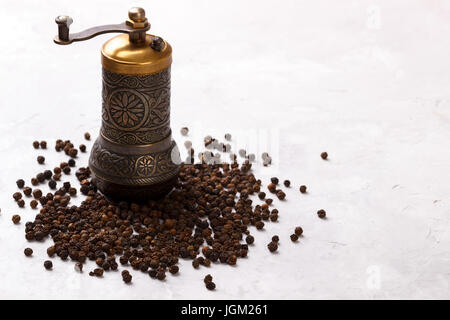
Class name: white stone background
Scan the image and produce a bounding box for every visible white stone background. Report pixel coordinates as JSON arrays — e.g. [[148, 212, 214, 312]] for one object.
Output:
[[0, 0, 449, 299]]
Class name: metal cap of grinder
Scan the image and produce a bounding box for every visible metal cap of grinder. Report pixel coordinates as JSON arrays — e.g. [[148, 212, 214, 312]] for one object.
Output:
[[54, 8, 181, 201]]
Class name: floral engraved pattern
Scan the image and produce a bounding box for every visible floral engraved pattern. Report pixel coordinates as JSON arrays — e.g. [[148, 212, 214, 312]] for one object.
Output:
[[107, 89, 148, 131], [101, 67, 171, 144], [89, 140, 180, 186], [136, 156, 156, 176]]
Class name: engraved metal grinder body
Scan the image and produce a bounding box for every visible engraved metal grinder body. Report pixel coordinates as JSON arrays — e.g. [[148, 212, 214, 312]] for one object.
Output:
[[54, 8, 181, 201]]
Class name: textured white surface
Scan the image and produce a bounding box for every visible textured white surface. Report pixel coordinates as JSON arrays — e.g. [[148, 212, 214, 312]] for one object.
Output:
[[0, 0, 449, 299]]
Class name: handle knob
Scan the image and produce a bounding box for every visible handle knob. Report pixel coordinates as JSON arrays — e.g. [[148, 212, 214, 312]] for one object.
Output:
[[55, 15, 73, 42]]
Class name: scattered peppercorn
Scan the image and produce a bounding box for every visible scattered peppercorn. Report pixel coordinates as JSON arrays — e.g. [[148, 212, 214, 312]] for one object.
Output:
[[13, 192, 22, 201], [36, 173, 45, 183], [321, 152, 328, 160], [23, 186, 32, 196], [30, 199, 38, 209], [272, 235, 279, 242], [157, 270, 166, 280], [271, 177, 279, 185], [63, 166, 71, 174], [295, 226, 303, 236], [268, 183, 277, 193], [79, 144, 86, 152], [317, 209, 326, 219], [204, 274, 213, 284], [168, 265, 179, 275], [276, 190, 286, 200], [44, 260, 53, 270], [245, 235, 255, 244], [299, 185, 307, 193], [31, 178, 38, 186], [84, 132, 91, 140], [24, 248, 33, 257], [267, 241, 278, 252], [40, 141, 47, 149], [122, 270, 132, 283], [290, 234, 299, 242], [284, 180, 291, 187], [68, 148, 78, 158], [93, 268, 104, 277], [68, 159, 76, 167], [255, 221, 265, 230], [258, 192, 266, 200], [206, 281, 216, 290], [16, 179, 25, 189], [33, 141, 40, 149], [32, 189, 42, 199], [17, 199, 25, 208], [37, 156, 45, 164], [265, 198, 273, 205], [12, 214, 21, 224], [47, 180, 56, 190]]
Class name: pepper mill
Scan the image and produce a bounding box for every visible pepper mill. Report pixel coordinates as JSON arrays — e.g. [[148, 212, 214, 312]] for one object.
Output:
[[54, 7, 181, 201]]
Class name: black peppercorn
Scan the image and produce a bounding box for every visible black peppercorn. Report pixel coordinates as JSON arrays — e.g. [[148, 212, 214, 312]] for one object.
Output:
[[23, 186, 32, 196], [295, 226, 303, 236], [93, 268, 104, 277], [206, 281, 216, 290], [168, 265, 179, 274], [290, 234, 299, 242], [245, 235, 255, 244], [32, 189, 42, 199], [272, 235, 279, 242], [299, 185, 307, 194], [33, 141, 40, 149], [16, 179, 25, 189], [24, 248, 33, 257], [276, 190, 286, 200], [68, 148, 78, 158], [84, 132, 91, 140], [79, 144, 86, 152], [13, 192, 22, 201], [30, 199, 38, 209], [267, 241, 278, 252], [317, 209, 326, 219], [258, 192, 266, 200], [321, 152, 328, 160], [63, 166, 71, 174], [12, 214, 21, 224], [204, 274, 213, 284], [68, 159, 76, 167], [122, 270, 132, 283], [37, 156, 45, 164], [44, 260, 53, 270], [255, 221, 264, 230], [271, 177, 279, 185], [156, 270, 166, 280], [43, 170, 52, 180], [48, 180, 57, 189], [284, 180, 291, 187], [31, 178, 38, 186], [17, 199, 25, 208]]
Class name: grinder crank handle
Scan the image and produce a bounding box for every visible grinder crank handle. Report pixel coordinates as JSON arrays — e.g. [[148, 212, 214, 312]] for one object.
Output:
[[53, 7, 151, 45]]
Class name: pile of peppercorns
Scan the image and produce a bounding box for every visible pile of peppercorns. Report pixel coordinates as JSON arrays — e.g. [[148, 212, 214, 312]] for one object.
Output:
[[10, 129, 329, 290]]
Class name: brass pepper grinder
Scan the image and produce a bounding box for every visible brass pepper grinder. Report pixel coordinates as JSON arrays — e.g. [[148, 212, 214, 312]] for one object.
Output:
[[54, 7, 181, 201]]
